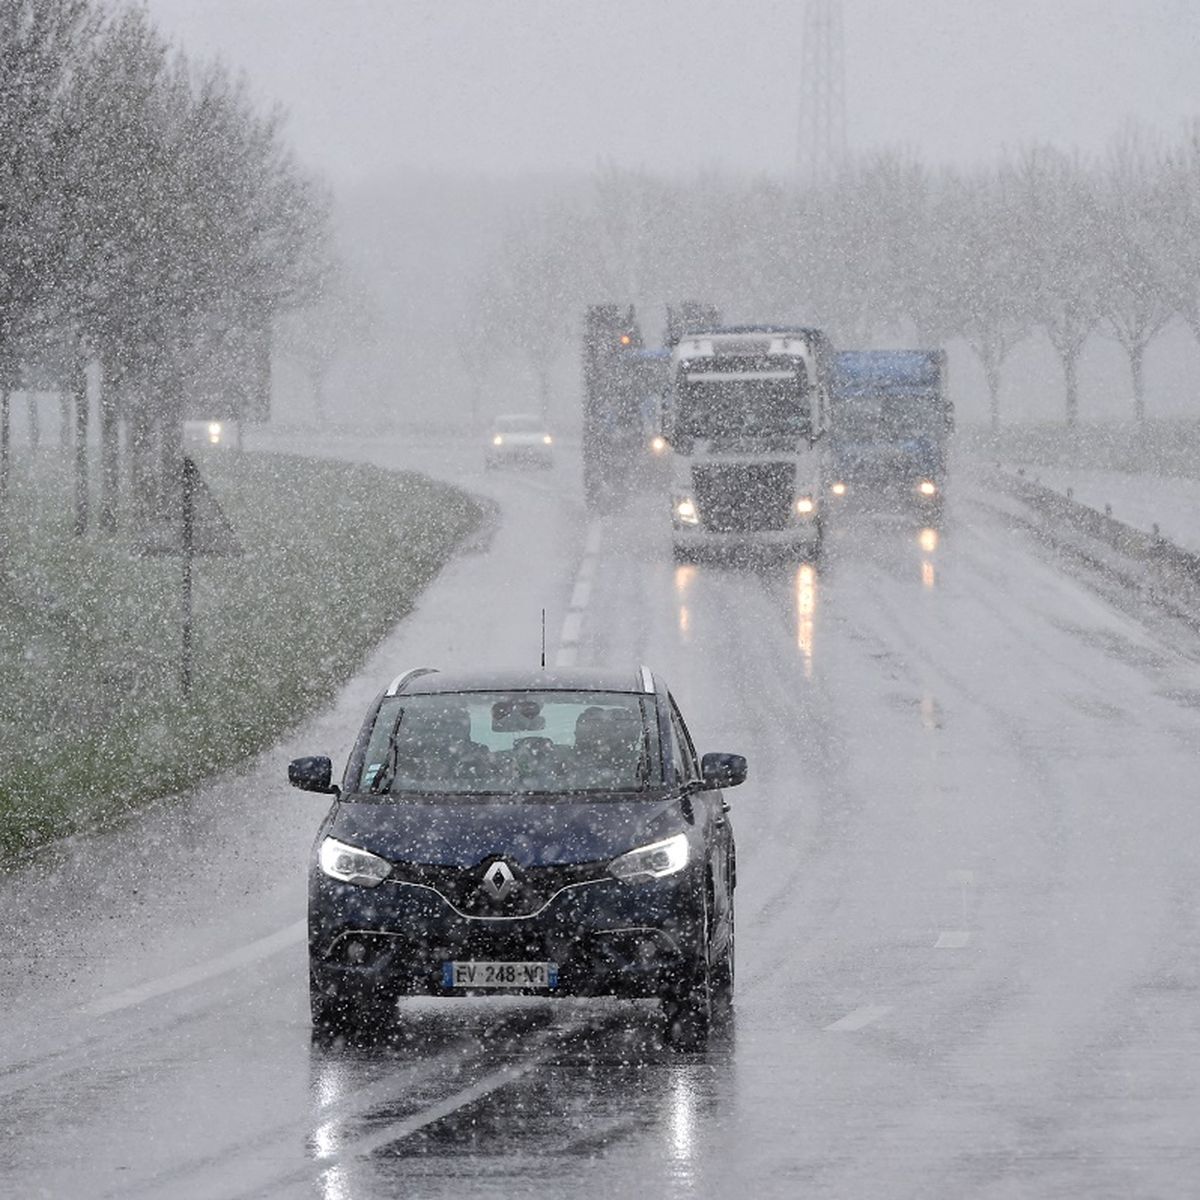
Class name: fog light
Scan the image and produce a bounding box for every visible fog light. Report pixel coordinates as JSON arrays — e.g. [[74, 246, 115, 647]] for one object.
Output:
[[795, 496, 815, 515], [830, 481, 847, 496], [918, 480, 938, 497]]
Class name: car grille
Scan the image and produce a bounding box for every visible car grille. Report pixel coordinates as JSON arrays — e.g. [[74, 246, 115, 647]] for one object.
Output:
[[387, 856, 610, 919], [693, 462, 795, 531]]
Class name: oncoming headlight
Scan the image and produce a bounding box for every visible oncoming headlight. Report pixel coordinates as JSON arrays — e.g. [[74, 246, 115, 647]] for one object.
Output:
[[609, 833, 690, 883], [795, 496, 815, 515], [319, 837, 392, 887], [675, 498, 699, 526], [492, 435, 504, 446], [917, 480, 938, 497], [542, 434, 553, 445], [650, 435, 668, 455], [830, 481, 847, 497]]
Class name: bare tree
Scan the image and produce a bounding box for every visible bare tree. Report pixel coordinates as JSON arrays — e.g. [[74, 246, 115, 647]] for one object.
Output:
[[1096, 129, 1176, 422], [1014, 147, 1105, 425]]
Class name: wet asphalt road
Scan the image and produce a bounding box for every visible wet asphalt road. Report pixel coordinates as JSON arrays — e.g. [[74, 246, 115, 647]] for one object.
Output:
[[3, 434, 1200, 1198]]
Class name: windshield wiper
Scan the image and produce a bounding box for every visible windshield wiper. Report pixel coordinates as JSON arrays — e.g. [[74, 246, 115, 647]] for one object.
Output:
[[368, 708, 405, 794]]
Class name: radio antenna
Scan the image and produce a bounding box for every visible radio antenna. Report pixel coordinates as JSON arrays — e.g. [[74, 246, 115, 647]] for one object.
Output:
[[540, 608, 546, 669]]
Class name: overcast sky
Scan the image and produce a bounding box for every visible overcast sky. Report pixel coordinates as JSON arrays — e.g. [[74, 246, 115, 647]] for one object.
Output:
[[144, 0, 1198, 185]]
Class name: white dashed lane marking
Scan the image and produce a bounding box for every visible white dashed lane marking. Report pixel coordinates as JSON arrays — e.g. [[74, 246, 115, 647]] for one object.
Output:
[[555, 520, 602, 667], [80, 920, 306, 1017], [824, 1005, 893, 1032], [934, 931, 971, 949]]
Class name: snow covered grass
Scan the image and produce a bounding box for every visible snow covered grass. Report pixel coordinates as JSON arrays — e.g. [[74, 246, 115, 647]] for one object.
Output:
[[0, 451, 481, 860]]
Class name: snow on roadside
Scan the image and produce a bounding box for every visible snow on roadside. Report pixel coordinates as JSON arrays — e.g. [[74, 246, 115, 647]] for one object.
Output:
[[1006, 465, 1200, 556]]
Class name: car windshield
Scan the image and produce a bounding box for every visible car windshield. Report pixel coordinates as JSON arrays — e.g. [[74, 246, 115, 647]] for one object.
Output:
[[359, 690, 662, 796], [495, 415, 542, 433]]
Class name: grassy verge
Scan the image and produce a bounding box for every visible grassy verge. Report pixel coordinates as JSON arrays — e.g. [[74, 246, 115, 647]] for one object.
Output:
[[0, 451, 482, 860]]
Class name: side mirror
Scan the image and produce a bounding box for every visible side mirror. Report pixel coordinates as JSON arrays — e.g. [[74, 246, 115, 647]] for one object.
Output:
[[700, 752, 747, 790], [288, 755, 339, 795]]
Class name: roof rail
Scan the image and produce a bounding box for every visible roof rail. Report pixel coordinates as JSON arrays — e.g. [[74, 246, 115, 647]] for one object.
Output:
[[637, 664, 654, 693], [385, 666, 439, 697]]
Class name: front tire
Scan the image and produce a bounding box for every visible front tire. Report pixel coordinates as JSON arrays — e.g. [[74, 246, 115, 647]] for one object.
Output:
[[662, 890, 714, 1049], [310, 965, 394, 1043]]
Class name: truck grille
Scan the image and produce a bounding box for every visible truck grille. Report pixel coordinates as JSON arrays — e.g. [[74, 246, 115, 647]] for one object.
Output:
[[693, 463, 795, 531]]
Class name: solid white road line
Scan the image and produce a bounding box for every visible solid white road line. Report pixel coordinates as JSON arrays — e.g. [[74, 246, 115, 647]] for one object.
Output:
[[80, 920, 306, 1017], [824, 1004, 893, 1032], [934, 931, 971, 948]]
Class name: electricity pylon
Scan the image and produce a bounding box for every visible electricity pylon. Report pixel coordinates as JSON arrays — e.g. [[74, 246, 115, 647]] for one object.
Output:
[[797, 0, 847, 183]]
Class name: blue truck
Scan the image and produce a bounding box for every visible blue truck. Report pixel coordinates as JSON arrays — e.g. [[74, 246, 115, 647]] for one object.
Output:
[[830, 350, 952, 511]]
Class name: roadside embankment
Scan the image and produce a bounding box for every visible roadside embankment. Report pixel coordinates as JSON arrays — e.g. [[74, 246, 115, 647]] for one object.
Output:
[[0, 451, 482, 860]]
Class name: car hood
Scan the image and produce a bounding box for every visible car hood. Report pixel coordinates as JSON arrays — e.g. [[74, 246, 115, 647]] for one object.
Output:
[[328, 793, 686, 868]]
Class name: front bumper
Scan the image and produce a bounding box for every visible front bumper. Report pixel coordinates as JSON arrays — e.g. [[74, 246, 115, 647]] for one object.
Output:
[[309, 868, 700, 999], [672, 517, 821, 552], [486, 445, 553, 466]]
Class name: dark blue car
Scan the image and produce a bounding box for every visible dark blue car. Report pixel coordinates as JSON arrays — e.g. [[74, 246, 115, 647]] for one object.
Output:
[[288, 665, 746, 1048]]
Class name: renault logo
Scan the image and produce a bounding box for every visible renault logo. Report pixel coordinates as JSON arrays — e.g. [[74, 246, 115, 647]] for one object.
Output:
[[482, 860, 516, 901]]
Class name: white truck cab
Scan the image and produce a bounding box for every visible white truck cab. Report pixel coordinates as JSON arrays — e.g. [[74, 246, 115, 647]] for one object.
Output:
[[664, 327, 832, 558]]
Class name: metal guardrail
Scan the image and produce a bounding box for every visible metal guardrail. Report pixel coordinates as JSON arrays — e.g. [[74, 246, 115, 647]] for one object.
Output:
[[986, 465, 1200, 583]]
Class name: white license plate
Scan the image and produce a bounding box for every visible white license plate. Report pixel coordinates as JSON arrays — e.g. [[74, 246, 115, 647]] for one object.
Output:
[[443, 961, 558, 989]]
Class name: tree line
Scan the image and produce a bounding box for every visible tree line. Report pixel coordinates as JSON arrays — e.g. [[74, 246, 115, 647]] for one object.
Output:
[[0, 0, 331, 534], [474, 128, 1200, 430]]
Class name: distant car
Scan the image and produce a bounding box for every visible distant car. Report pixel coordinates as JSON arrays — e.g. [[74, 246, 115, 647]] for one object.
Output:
[[183, 418, 236, 449], [289, 664, 746, 1048], [485, 413, 554, 468]]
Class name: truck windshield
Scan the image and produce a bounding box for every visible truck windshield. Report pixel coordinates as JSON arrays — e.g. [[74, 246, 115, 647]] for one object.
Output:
[[677, 369, 809, 439], [837, 393, 946, 440]]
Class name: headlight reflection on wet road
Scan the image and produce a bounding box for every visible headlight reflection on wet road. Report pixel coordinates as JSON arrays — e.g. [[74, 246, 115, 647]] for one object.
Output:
[[918, 527, 938, 590], [795, 563, 817, 677]]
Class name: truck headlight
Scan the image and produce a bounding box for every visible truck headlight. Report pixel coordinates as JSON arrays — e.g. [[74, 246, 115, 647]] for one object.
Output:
[[917, 480, 938, 497], [675, 498, 700, 526], [795, 496, 816, 515], [610, 833, 689, 883], [319, 837, 392, 887]]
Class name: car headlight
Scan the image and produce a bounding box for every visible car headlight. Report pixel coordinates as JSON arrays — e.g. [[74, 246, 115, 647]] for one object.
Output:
[[609, 833, 690, 883], [542, 434, 553, 445], [795, 496, 815, 515], [830, 481, 847, 496], [675, 498, 699, 526], [650, 435, 668, 455], [492, 435, 504, 446], [319, 837, 392, 887], [917, 480, 938, 497]]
